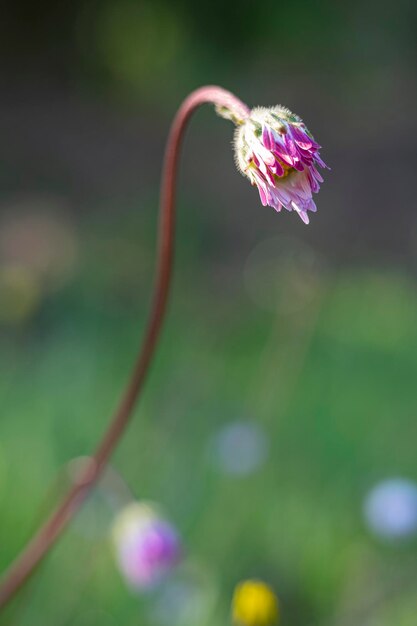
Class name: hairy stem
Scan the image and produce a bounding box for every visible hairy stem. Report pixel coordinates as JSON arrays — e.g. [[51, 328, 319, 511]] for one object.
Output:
[[0, 86, 249, 609]]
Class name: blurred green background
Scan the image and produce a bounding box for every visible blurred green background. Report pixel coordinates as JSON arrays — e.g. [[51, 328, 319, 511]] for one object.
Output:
[[1, 0, 417, 624]]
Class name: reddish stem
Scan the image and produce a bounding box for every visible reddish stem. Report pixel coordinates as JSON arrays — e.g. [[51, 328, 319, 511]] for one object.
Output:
[[0, 86, 250, 609]]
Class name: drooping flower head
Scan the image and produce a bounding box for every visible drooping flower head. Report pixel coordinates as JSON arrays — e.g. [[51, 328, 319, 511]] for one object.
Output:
[[233, 106, 328, 224], [112, 501, 181, 590], [232, 580, 279, 626]]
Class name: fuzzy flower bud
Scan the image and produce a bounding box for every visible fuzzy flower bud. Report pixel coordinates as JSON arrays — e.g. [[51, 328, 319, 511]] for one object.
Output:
[[233, 106, 328, 224], [112, 502, 181, 590], [232, 580, 279, 626]]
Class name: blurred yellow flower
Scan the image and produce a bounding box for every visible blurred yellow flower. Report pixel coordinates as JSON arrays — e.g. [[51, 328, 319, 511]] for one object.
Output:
[[232, 580, 279, 626]]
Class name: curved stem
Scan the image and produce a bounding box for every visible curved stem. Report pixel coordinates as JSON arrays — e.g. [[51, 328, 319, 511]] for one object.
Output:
[[0, 86, 249, 609]]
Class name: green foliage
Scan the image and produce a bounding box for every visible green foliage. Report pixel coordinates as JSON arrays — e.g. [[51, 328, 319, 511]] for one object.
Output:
[[0, 212, 416, 624]]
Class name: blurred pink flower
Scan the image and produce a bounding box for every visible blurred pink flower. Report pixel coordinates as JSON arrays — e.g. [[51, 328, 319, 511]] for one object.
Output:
[[234, 106, 328, 224], [112, 502, 181, 590]]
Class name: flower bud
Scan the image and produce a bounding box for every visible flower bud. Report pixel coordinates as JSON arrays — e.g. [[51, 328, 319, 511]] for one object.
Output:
[[234, 106, 328, 224]]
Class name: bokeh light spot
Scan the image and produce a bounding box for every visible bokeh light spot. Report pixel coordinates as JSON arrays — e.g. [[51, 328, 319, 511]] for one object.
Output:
[[364, 478, 417, 541], [210, 420, 268, 477]]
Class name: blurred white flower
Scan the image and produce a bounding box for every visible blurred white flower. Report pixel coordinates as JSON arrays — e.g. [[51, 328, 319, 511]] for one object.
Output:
[[364, 478, 417, 540], [151, 565, 217, 626], [210, 420, 268, 477]]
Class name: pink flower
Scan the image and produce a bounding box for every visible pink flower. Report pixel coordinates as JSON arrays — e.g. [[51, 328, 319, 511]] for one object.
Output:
[[112, 502, 181, 590], [234, 106, 328, 224]]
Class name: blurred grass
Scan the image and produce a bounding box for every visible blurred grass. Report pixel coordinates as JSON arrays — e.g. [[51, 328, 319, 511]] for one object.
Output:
[[0, 0, 416, 622], [0, 209, 417, 625]]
